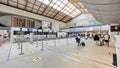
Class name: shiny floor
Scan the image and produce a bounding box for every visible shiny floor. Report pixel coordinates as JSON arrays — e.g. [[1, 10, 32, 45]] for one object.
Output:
[[0, 38, 116, 68]]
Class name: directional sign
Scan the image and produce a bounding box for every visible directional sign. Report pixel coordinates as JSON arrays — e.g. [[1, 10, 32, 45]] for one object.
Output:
[[75, 52, 81, 56], [33, 57, 41, 62], [28, 51, 34, 55]]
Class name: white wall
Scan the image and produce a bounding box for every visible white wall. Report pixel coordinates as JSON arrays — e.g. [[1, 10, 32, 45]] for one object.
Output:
[[52, 21, 66, 31], [0, 30, 4, 36], [67, 14, 101, 27], [34, 21, 41, 29], [0, 16, 12, 26]]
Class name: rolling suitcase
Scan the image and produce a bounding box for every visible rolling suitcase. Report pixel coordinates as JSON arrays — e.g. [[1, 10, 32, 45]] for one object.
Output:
[[81, 42, 85, 47]]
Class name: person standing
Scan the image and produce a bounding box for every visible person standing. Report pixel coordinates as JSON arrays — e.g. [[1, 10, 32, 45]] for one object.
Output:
[[100, 34, 104, 46], [0, 34, 3, 46], [104, 34, 110, 47], [85, 33, 87, 40], [94, 34, 100, 46], [76, 34, 81, 46]]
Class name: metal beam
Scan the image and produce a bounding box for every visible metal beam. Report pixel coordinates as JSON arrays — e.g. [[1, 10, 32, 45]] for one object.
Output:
[[44, 0, 57, 16], [66, 18, 73, 23], [0, 1, 66, 23], [41, 0, 52, 14], [53, 2, 69, 18], [17, 0, 19, 7], [31, 0, 37, 12], [37, 0, 44, 13], [72, 3, 82, 12], [59, 8, 72, 21], [24, 0, 28, 9], [48, 0, 63, 17], [7, 0, 9, 5], [60, 15, 68, 21], [60, 8, 77, 22]]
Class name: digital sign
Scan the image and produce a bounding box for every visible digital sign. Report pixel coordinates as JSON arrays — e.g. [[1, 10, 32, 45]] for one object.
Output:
[[111, 25, 120, 32]]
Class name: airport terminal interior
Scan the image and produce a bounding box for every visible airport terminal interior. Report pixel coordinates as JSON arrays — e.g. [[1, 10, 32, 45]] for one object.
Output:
[[0, 0, 120, 68]]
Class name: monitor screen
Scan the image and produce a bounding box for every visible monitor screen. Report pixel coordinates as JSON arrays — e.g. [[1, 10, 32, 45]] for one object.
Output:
[[111, 25, 120, 32], [42, 21, 51, 29], [28, 28, 33, 31]]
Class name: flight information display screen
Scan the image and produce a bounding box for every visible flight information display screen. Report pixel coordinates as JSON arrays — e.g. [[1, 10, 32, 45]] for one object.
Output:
[[42, 21, 51, 29], [111, 25, 120, 32]]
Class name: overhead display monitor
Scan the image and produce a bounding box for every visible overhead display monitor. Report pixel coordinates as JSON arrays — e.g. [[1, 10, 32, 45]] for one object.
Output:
[[11, 27, 20, 31], [42, 21, 51, 29], [111, 25, 120, 32], [32, 29, 37, 32], [42, 29, 48, 32], [38, 29, 42, 32], [22, 28, 28, 31], [28, 28, 33, 32]]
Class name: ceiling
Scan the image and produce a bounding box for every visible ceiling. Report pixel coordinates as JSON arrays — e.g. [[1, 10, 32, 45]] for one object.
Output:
[[81, 0, 120, 24], [0, 0, 89, 23]]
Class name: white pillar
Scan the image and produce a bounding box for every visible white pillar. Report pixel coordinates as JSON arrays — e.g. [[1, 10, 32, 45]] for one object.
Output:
[[114, 35, 120, 68]]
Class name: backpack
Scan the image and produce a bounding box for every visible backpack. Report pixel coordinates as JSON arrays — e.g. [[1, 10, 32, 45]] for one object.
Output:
[[75, 37, 78, 40]]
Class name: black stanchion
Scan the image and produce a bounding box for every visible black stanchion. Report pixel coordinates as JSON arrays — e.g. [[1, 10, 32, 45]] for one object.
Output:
[[67, 37, 69, 45], [35, 39, 39, 47], [46, 38, 47, 44], [17, 39, 20, 49], [18, 28, 24, 55], [41, 39, 44, 51], [19, 41, 24, 55], [41, 33, 44, 51], [54, 38, 56, 47], [59, 38, 60, 43]]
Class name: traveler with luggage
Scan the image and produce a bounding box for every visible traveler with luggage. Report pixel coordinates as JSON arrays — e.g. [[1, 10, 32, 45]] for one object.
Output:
[[75, 34, 81, 46]]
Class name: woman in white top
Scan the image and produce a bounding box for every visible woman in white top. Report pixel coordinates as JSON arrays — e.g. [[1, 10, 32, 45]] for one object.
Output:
[[104, 34, 110, 47]]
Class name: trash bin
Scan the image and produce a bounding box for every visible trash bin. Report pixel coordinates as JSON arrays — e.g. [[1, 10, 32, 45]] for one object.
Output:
[[112, 53, 117, 66]]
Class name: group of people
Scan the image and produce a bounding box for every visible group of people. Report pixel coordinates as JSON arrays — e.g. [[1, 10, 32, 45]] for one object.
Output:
[[75, 33, 110, 47], [94, 33, 110, 47]]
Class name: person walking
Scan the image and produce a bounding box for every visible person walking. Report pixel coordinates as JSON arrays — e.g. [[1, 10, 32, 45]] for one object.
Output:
[[76, 34, 81, 46]]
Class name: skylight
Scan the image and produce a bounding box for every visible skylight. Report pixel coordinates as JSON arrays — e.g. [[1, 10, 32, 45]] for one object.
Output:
[[38, 0, 81, 18]]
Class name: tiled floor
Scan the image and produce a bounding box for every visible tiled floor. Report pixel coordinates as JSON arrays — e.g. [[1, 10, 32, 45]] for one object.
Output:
[[0, 38, 116, 68]]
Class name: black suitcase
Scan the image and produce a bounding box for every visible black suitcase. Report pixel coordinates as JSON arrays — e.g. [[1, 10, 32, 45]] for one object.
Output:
[[81, 42, 85, 47]]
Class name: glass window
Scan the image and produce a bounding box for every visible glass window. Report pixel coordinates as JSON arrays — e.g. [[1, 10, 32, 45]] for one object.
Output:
[[43, 0, 50, 5], [57, 7, 61, 11], [59, 4, 64, 8], [50, 3, 54, 6], [53, 5, 58, 9], [69, 4, 74, 8], [38, 0, 83, 18], [52, 0, 57, 3], [38, 0, 44, 2], [63, 0, 69, 4], [76, 10, 81, 13], [56, 1, 61, 5]]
